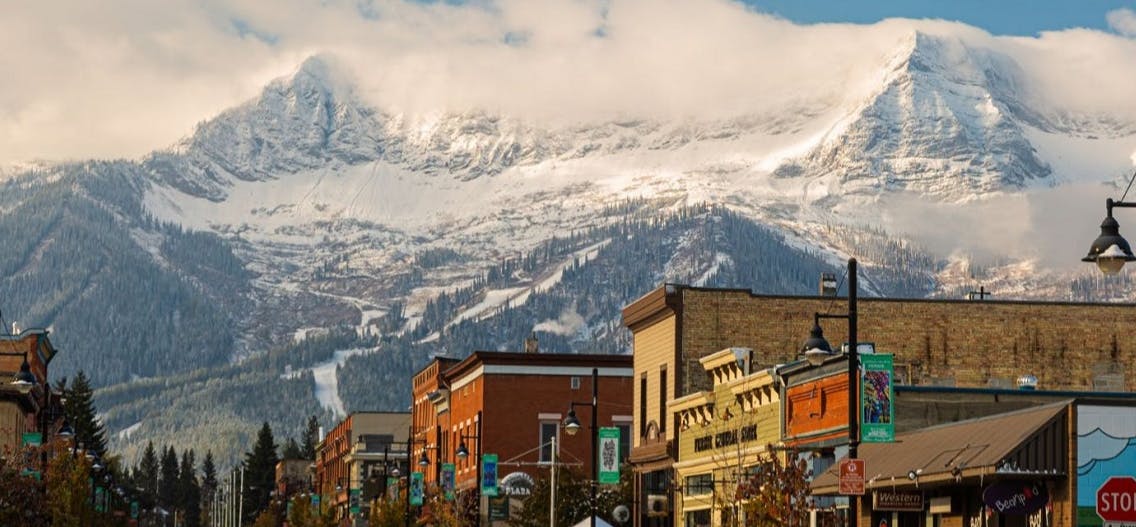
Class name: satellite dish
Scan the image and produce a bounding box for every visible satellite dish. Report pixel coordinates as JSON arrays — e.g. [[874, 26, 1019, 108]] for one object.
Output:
[[612, 505, 631, 524]]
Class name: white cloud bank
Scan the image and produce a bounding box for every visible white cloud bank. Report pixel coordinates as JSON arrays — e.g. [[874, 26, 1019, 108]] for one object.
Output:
[[1107, 8, 1136, 37], [2, 0, 1136, 166]]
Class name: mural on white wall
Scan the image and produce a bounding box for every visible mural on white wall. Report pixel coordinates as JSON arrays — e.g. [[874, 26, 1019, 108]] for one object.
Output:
[[1077, 405, 1136, 526]]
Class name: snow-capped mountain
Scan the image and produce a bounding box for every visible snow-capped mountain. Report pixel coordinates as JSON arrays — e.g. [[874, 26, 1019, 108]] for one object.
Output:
[[2, 28, 1134, 466]]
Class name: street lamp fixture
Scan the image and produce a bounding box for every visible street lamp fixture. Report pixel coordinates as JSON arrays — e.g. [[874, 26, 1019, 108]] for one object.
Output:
[[799, 257, 859, 527], [454, 411, 483, 527], [1083, 197, 1136, 274], [562, 367, 599, 527]]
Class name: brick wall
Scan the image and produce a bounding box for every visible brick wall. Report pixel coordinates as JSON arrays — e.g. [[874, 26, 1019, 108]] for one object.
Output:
[[678, 289, 1136, 393]]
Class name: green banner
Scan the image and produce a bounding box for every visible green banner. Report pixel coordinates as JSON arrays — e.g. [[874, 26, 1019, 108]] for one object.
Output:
[[22, 432, 42, 447], [386, 477, 398, 501], [598, 427, 621, 484], [410, 472, 424, 506], [481, 454, 499, 497], [349, 487, 361, 514], [131, 501, 139, 519], [441, 463, 456, 500], [861, 353, 895, 443]]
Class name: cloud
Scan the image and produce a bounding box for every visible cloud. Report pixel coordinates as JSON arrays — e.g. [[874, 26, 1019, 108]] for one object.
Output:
[[1, 0, 1135, 168], [1108, 8, 1136, 37], [533, 308, 586, 336]]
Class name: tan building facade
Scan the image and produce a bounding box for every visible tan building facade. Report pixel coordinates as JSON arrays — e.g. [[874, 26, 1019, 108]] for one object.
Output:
[[623, 284, 1136, 527], [669, 348, 780, 527]]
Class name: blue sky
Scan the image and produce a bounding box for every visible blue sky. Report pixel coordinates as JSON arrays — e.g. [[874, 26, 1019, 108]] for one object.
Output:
[[744, 0, 1136, 36]]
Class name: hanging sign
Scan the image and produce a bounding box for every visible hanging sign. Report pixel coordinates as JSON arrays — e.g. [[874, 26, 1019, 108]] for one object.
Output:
[[386, 477, 398, 501], [482, 454, 499, 497], [409, 472, 424, 506], [441, 463, 456, 500], [598, 427, 621, 484], [349, 488, 361, 514], [861, 353, 895, 443], [983, 481, 1048, 515]]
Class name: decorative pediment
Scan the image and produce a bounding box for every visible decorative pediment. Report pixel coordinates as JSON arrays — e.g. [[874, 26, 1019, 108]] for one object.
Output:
[[669, 391, 715, 430], [699, 347, 753, 386], [728, 369, 778, 413]]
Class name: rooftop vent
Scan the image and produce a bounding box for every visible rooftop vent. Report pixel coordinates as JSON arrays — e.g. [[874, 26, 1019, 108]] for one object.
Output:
[[524, 333, 539, 354]]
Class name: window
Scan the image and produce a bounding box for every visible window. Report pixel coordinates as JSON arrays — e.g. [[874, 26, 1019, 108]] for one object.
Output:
[[539, 422, 559, 463], [571, 376, 581, 390], [685, 509, 711, 527], [639, 374, 648, 436], [659, 366, 668, 433], [684, 474, 714, 496]]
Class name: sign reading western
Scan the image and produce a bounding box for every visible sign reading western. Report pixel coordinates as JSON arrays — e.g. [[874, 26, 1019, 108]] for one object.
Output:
[[482, 453, 499, 497], [1098, 476, 1136, 526], [982, 481, 1048, 515], [874, 490, 923, 511], [598, 427, 621, 484], [860, 353, 895, 443]]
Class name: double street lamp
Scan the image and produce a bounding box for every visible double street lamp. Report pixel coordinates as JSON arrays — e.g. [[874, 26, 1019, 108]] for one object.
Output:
[[800, 257, 859, 527], [562, 367, 599, 527]]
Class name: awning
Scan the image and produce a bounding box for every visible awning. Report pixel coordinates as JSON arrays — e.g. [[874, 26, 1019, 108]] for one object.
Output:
[[812, 400, 1069, 494]]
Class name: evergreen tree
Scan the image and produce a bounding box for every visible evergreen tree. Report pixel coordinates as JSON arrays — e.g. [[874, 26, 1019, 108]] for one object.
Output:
[[159, 446, 180, 511], [301, 415, 320, 460], [138, 441, 160, 502], [179, 450, 201, 527], [281, 438, 303, 460], [201, 451, 218, 527], [243, 422, 279, 523], [62, 371, 107, 457]]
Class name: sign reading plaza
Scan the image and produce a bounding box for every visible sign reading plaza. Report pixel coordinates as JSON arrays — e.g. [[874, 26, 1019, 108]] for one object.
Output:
[[598, 427, 621, 484]]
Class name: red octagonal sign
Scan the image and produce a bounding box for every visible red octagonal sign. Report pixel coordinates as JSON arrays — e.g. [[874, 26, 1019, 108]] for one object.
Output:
[[1098, 476, 1136, 523]]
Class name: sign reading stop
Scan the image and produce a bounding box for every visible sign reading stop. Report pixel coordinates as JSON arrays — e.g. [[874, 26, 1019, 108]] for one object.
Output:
[[1098, 476, 1136, 525]]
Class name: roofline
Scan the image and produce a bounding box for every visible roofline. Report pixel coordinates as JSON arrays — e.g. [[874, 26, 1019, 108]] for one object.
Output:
[[897, 385, 1136, 400], [443, 350, 633, 381]]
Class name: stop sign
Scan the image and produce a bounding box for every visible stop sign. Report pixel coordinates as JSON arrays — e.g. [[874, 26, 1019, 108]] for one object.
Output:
[[1098, 476, 1136, 522]]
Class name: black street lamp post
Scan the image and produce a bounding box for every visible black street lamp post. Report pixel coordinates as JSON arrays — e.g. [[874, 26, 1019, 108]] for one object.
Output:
[[562, 367, 599, 527], [455, 410, 483, 527], [800, 257, 859, 527], [1083, 197, 1136, 274]]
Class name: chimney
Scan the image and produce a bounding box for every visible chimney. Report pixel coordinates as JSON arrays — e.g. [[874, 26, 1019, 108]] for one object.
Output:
[[524, 333, 539, 354], [819, 273, 837, 296]]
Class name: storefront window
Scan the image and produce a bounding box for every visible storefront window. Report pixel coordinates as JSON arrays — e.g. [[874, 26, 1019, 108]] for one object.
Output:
[[685, 509, 710, 527]]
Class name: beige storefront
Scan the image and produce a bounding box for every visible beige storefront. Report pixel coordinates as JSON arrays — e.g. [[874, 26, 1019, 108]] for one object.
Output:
[[669, 348, 782, 527]]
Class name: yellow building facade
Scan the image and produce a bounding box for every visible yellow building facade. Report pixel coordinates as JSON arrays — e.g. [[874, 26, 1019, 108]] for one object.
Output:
[[669, 348, 781, 527]]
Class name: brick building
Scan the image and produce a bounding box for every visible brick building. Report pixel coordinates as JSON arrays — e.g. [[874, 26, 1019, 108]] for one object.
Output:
[[0, 328, 60, 453], [411, 347, 634, 525], [623, 284, 1136, 527], [315, 411, 411, 522]]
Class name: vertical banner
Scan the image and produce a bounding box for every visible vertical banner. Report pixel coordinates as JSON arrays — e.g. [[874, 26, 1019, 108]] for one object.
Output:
[[95, 487, 106, 512], [311, 493, 321, 509], [861, 353, 895, 443], [598, 427, 621, 484], [410, 472, 425, 506], [441, 463, 456, 500], [386, 477, 398, 502], [349, 487, 361, 514], [481, 453, 499, 497]]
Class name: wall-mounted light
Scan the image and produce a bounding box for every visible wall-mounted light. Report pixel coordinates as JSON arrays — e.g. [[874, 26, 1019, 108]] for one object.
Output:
[[907, 468, 923, 480]]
